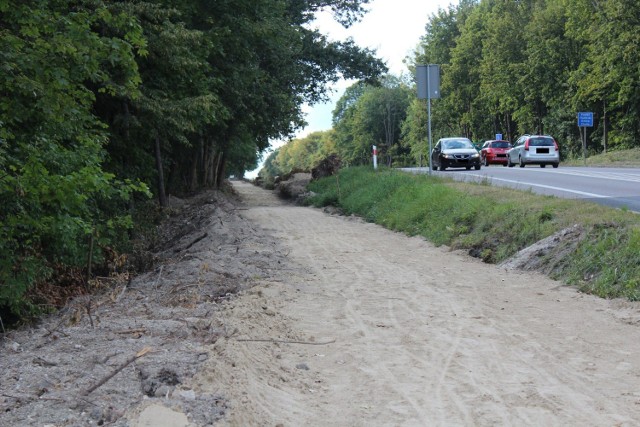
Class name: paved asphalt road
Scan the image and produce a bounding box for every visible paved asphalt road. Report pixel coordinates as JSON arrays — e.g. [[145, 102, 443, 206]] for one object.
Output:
[[402, 165, 640, 212]]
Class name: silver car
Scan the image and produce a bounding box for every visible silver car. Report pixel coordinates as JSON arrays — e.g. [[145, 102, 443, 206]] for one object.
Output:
[[506, 135, 559, 168]]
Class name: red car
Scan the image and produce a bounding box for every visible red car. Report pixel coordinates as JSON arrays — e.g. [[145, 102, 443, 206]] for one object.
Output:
[[480, 140, 512, 166]]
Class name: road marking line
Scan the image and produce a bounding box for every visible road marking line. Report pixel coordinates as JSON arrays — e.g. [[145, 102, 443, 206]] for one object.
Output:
[[521, 168, 640, 183], [464, 174, 610, 198]]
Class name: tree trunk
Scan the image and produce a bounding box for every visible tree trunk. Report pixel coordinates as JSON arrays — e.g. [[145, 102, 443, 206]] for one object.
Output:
[[189, 137, 203, 191], [206, 145, 216, 187], [154, 134, 167, 207], [214, 150, 226, 189], [190, 152, 198, 192]]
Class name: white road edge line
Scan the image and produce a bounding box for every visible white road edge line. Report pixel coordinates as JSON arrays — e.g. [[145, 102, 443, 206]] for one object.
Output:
[[464, 174, 610, 198]]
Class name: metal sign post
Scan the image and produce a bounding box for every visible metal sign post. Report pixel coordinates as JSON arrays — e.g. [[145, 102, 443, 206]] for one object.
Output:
[[577, 112, 594, 166], [417, 65, 440, 174]]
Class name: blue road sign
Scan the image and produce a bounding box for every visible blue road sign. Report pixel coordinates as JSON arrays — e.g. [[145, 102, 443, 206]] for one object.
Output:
[[578, 112, 594, 127]]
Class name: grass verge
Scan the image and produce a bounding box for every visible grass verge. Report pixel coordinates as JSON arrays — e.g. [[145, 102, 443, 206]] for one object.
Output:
[[564, 147, 640, 167], [306, 166, 640, 301]]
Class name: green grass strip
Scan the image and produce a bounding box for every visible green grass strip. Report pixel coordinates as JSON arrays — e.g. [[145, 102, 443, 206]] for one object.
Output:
[[306, 166, 640, 301]]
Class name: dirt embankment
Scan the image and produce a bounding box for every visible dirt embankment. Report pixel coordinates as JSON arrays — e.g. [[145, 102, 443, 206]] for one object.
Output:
[[2, 180, 640, 426]]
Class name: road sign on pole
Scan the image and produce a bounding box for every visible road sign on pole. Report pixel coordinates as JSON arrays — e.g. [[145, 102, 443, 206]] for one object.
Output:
[[577, 112, 593, 165], [416, 65, 440, 175], [578, 112, 593, 127], [416, 65, 440, 100]]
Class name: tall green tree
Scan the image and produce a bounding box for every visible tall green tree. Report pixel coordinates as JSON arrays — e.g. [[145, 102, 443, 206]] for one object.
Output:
[[523, 0, 579, 151], [444, 2, 487, 140], [403, 0, 480, 161], [567, 0, 640, 150], [333, 77, 411, 166], [478, 0, 531, 140], [0, 0, 148, 316]]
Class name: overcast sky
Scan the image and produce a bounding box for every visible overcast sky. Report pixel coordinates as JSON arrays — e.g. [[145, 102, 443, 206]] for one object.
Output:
[[247, 0, 458, 177]]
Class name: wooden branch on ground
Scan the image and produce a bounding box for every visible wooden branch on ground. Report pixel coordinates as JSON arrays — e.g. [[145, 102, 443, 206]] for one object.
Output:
[[237, 338, 336, 345], [82, 347, 151, 396], [114, 328, 146, 335], [175, 233, 208, 253]]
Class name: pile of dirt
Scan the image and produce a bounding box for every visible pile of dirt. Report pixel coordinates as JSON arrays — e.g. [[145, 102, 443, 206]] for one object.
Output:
[[275, 172, 312, 202], [311, 154, 341, 180], [499, 224, 586, 274], [0, 183, 290, 426]]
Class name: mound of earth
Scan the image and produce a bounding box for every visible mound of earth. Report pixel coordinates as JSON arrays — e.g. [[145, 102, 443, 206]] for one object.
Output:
[[499, 224, 586, 274], [0, 183, 290, 427], [275, 172, 312, 202]]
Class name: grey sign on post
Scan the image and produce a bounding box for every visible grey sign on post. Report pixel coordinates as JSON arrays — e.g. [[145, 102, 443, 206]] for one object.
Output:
[[417, 65, 440, 99], [416, 64, 440, 175]]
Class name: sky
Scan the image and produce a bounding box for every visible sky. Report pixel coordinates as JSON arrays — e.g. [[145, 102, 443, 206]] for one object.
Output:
[[246, 0, 458, 178]]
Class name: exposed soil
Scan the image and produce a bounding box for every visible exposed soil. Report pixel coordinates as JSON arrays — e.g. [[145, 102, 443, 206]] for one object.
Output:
[[2, 180, 640, 426]]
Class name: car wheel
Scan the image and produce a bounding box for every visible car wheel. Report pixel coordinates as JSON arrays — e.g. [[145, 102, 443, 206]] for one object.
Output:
[[552, 163, 559, 168], [540, 164, 546, 168], [519, 156, 525, 168], [475, 164, 481, 170]]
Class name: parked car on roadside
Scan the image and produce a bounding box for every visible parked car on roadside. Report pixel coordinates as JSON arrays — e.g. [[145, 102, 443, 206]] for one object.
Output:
[[506, 134, 559, 168], [480, 140, 512, 166], [431, 137, 481, 171]]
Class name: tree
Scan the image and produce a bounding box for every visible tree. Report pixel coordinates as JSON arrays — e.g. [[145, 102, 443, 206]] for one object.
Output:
[[567, 0, 640, 150], [333, 77, 411, 166], [0, 0, 148, 316]]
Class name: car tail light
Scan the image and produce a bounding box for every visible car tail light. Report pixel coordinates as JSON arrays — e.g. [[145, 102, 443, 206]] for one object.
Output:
[[524, 139, 529, 151], [553, 139, 559, 151]]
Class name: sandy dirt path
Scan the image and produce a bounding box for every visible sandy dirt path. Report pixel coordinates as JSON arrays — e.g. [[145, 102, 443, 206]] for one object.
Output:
[[191, 180, 640, 426]]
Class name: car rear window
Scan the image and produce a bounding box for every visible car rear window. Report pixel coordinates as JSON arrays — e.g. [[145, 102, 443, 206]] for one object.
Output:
[[492, 141, 511, 148], [530, 137, 554, 146]]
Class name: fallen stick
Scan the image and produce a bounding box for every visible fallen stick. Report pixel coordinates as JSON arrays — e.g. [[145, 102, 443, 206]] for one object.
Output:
[[82, 347, 151, 396], [42, 314, 70, 338], [237, 338, 336, 345], [115, 275, 132, 303], [114, 328, 147, 335], [175, 233, 208, 252]]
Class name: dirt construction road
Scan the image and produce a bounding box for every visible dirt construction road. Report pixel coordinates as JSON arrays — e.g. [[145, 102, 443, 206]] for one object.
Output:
[[189, 181, 640, 426]]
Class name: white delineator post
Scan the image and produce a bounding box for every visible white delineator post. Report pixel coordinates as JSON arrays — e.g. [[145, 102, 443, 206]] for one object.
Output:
[[372, 145, 378, 169]]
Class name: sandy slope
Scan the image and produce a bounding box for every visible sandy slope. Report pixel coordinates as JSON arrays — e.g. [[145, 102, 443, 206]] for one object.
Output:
[[192, 180, 640, 426], [4, 180, 638, 427]]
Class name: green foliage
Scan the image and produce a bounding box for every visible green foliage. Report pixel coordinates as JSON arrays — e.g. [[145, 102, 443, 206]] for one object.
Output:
[[566, 225, 640, 300], [308, 167, 640, 300], [257, 130, 338, 186], [332, 77, 411, 166], [0, 0, 151, 318], [399, 0, 640, 160], [1, 0, 386, 321]]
